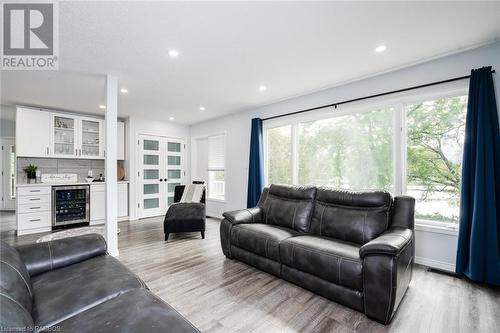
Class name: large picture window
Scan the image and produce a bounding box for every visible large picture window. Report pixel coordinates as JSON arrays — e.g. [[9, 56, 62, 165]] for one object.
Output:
[[298, 108, 393, 190], [406, 96, 467, 224], [265, 91, 467, 227]]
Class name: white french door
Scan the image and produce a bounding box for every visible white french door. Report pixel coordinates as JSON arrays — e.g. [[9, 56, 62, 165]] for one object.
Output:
[[138, 135, 185, 218]]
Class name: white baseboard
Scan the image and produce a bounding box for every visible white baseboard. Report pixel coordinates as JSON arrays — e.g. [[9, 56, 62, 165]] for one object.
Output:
[[415, 256, 455, 272]]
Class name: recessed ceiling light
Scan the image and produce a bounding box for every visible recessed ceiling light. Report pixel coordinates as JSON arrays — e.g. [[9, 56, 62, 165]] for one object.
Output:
[[99, 105, 106, 109], [259, 85, 267, 92], [199, 106, 206, 111], [168, 49, 179, 58], [169, 116, 175, 121], [120, 88, 128, 94], [375, 45, 387, 53]]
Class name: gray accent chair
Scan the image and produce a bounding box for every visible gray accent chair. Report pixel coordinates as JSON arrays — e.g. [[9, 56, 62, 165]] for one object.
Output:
[[220, 184, 415, 324], [164, 182, 206, 241]]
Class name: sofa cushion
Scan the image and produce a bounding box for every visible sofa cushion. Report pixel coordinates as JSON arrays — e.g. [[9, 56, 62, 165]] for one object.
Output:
[[0, 241, 33, 313], [53, 289, 199, 333], [260, 184, 317, 232], [310, 188, 392, 245], [231, 223, 298, 261], [31, 255, 146, 329], [280, 235, 363, 291]]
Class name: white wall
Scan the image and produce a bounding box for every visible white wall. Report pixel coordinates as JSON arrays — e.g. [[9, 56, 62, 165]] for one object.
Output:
[[190, 42, 500, 271], [127, 115, 190, 220]]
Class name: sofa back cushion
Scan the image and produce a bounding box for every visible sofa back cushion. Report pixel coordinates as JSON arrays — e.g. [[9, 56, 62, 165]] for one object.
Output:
[[310, 188, 392, 245], [260, 185, 317, 232], [0, 241, 33, 317]]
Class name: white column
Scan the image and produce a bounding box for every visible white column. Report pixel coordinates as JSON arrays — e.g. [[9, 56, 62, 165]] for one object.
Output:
[[105, 75, 119, 256]]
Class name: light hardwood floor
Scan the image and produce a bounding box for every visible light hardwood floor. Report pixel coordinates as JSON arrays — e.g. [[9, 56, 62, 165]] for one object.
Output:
[[1, 216, 499, 333]]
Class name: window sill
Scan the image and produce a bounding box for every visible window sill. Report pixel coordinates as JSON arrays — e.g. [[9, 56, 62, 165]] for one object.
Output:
[[415, 222, 459, 236], [206, 198, 226, 203]]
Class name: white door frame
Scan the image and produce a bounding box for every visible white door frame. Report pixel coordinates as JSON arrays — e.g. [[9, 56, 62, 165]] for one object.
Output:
[[136, 134, 186, 219], [0, 138, 16, 210]]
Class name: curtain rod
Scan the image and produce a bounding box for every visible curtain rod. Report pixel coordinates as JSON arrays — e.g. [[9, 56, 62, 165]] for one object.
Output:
[[262, 69, 496, 121]]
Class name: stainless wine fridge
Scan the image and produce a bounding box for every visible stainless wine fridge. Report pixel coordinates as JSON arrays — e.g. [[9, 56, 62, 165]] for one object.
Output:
[[52, 185, 90, 227]]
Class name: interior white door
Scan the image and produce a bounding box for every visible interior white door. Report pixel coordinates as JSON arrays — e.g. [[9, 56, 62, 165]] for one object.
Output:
[[138, 135, 163, 218], [137, 135, 185, 218]]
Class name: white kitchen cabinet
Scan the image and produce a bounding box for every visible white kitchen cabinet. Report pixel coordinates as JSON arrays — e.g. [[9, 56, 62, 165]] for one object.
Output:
[[52, 113, 105, 159], [90, 183, 128, 225], [102, 121, 125, 160], [51, 113, 78, 158], [16, 107, 51, 157], [16, 185, 52, 235], [16, 107, 125, 160], [90, 184, 105, 224], [118, 182, 128, 217], [79, 117, 104, 158]]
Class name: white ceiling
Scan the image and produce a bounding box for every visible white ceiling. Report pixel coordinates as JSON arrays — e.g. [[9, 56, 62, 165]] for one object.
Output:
[[1, 1, 499, 124]]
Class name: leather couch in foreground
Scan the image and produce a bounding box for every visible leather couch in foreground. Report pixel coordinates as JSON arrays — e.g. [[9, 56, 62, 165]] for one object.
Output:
[[0, 234, 199, 333], [220, 185, 415, 324]]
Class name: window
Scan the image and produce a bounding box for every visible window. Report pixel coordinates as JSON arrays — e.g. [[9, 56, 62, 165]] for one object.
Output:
[[208, 134, 226, 200], [265, 92, 467, 227], [298, 108, 393, 190], [406, 96, 467, 224], [266, 125, 292, 185]]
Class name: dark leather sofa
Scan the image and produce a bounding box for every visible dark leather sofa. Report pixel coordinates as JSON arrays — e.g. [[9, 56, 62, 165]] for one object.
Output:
[[220, 185, 415, 324], [0, 234, 199, 333]]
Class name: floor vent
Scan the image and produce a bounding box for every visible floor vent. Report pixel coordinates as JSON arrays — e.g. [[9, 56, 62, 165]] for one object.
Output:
[[427, 267, 458, 277]]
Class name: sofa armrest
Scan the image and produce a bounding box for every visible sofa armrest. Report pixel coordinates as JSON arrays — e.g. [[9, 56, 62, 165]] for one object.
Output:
[[359, 227, 413, 258], [222, 207, 263, 225], [165, 202, 205, 220], [16, 233, 107, 277]]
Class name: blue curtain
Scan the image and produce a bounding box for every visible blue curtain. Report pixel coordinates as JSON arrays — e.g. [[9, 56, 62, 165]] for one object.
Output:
[[456, 66, 500, 286], [247, 118, 265, 207]]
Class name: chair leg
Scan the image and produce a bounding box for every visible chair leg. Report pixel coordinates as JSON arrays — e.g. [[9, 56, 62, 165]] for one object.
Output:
[[201, 231, 205, 239], [164, 233, 169, 241]]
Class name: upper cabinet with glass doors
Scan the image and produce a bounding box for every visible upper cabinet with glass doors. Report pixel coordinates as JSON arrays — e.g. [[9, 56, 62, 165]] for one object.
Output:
[[52, 115, 78, 157], [79, 117, 103, 158], [16, 107, 125, 160], [51, 113, 103, 159]]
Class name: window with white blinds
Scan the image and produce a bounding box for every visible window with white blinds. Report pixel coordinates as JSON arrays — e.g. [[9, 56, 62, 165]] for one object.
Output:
[[208, 135, 225, 171], [207, 134, 226, 200]]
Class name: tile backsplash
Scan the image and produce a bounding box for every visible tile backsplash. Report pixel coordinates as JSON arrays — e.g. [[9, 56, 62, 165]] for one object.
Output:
[[17, 158, 105, 184]]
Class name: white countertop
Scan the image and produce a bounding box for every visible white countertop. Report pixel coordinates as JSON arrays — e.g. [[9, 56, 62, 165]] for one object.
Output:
[[16, 181, 129, 187]]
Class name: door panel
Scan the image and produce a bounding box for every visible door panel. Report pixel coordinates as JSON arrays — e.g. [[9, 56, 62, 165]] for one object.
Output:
[[138, 135, 163, 218], [80, 118, 102, 158], [165, 138, 185, 210], [52, 115, 77, 157]]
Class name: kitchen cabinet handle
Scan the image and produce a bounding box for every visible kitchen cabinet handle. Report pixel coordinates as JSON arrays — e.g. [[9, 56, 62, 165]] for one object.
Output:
[[159, 179, 163, 182], [46, 147, 49, 155], [29, 198, 40, 201], [30, 207, 41, 209], [29, 190, 40, 192], [29, 219, 41, 222]]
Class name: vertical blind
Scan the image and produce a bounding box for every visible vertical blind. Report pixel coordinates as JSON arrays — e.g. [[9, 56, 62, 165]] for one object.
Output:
[[208, 134, 225, 171]]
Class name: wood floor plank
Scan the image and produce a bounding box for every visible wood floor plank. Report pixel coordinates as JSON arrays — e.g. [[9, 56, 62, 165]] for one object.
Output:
[[1, 215, 499, 333]]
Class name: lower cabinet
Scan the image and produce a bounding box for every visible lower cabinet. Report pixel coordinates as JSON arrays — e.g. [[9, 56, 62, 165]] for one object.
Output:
[[16, 186, 52, 236], [90, 183, 128, 225]]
